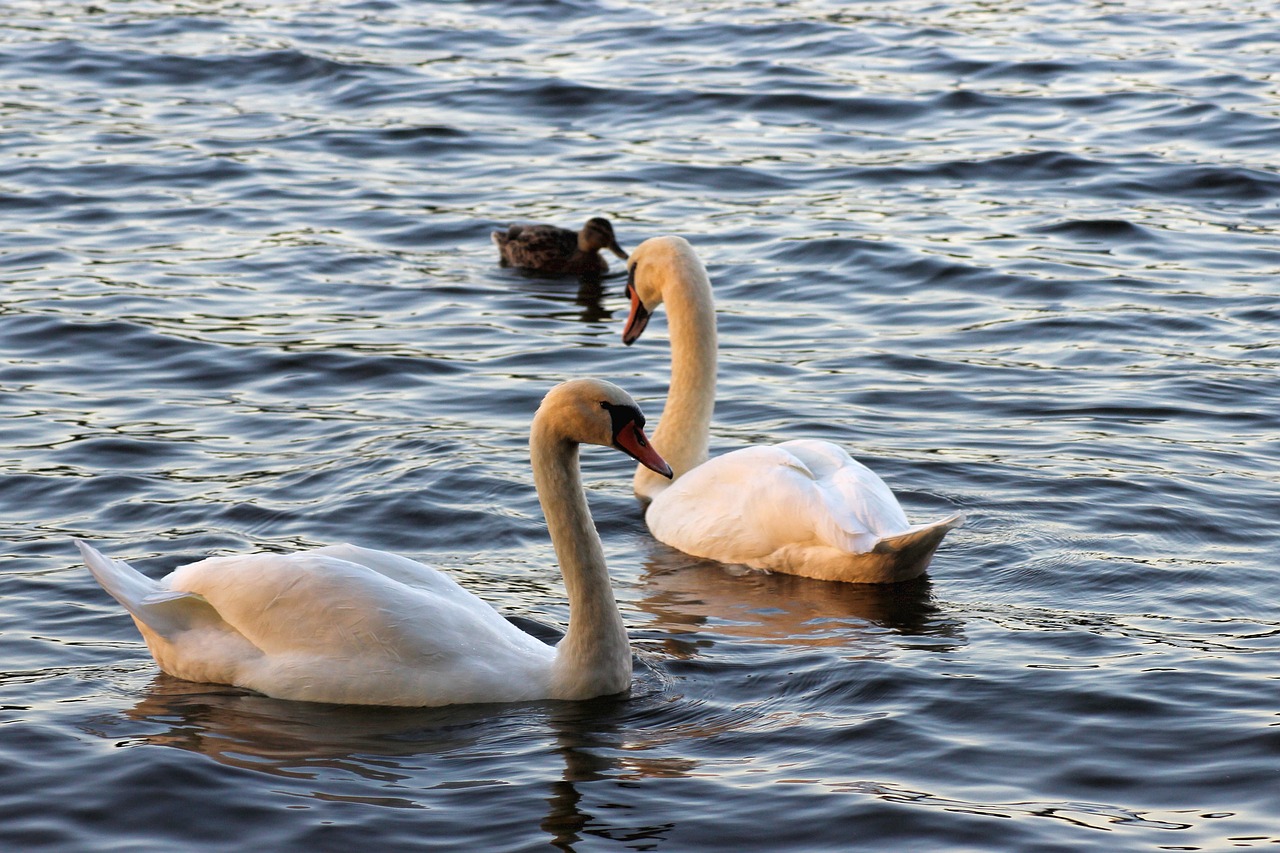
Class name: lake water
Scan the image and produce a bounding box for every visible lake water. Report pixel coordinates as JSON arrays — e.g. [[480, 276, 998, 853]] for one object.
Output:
[[2, 0, 1279, 849]]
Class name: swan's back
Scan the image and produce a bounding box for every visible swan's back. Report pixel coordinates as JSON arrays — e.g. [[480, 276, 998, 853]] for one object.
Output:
[[648, 441, 895, 552], [645, 439, 954, 582], [169, 548, 524, 652], [95, 543, 557, 706], [779, 439, 910, 540]]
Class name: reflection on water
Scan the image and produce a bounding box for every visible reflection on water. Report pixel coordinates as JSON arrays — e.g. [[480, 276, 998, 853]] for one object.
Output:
[[540, 701, 695, 851], [92, 674, 693, 849], [98, 678, 493, 779], [633, 543, 965, 653], [819, 781, 1199, 835], [501, 269, 621, 326]]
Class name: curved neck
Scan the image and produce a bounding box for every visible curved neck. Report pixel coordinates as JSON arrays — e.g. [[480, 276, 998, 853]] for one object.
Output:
[[530, 425, 631, 698], [635, 263, 718, 500]]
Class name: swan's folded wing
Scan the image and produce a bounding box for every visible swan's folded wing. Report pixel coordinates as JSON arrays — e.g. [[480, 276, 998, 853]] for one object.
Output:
[[647, 442, 915, 563], [136, 589, 225, 639], [778, 440, 911, 542], [166, 552, 547, 663], [77, 540, 228, 641], [308, 544, 480, 606], [646, 446, 791, 562]]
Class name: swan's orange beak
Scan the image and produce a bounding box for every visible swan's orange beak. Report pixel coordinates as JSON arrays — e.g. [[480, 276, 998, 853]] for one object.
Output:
[[622, 276, 651, 346], [614, 421, 672, 478]]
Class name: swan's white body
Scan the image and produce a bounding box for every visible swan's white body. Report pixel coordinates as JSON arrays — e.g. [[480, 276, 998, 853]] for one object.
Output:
[[77, 379, 672, 707], [624, 236, 962, 583]]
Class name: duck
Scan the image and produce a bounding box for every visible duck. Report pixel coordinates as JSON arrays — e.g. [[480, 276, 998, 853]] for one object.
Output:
[[75, 378, 673, 707], [492, 217, 628, 277], [621, 236, 963, 583]]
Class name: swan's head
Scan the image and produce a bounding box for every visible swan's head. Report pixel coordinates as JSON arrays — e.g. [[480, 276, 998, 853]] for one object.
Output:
[[579, 218, 628, 260], [622, 235, 704, 345], [537, 379, 673, 478]]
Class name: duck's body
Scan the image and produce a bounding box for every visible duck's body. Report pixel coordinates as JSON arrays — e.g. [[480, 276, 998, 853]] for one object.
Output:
[[492, 217, 627, 277], [77, 379, 672, 707], [623, 236, 962, 584]]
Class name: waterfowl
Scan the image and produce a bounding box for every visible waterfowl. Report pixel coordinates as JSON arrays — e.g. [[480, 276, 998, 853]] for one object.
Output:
[[622, 236, 963, 583], [492, 217, 628, 277], [76, 378, 673, 707]]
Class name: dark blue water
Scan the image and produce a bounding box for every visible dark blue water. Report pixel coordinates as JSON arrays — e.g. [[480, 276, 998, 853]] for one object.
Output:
[[3, 0, 1279, 849]]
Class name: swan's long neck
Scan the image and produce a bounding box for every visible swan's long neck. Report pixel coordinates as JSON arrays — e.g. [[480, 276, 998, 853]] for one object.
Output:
[[531, 424, 631, 699], [635, 260, 717, 500]]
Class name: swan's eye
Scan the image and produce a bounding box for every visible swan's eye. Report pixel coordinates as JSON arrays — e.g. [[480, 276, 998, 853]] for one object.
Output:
[[599, 400, 645, 437]]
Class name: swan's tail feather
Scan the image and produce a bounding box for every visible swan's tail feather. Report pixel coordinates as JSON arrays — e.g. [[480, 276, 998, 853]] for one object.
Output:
[[872, 513, 965, 576], [77, 540, 159, 613], [75, 540, 214, 640]]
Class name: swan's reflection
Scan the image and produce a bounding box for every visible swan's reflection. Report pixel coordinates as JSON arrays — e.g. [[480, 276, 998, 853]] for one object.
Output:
[[103, 670, 682, 849], [631, 541, 965, 657], [111, 677, 509, 782], [539, 699, 691, 851]]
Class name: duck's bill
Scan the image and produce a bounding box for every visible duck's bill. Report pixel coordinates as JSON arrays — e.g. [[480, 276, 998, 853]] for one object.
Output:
[[622, 284, 651, 345], [609, 241, 628, 261], [614, 422, 673, 478]]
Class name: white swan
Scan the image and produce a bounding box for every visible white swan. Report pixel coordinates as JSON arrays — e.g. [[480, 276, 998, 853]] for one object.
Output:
[[621, 236, 963, 583], [76, 378, 673, 707]]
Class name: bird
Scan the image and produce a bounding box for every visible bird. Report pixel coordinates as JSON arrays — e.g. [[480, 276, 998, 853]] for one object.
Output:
[[620, 235, 963, 583], [492, 217, 628, 277], [75, 378, 673, 707]]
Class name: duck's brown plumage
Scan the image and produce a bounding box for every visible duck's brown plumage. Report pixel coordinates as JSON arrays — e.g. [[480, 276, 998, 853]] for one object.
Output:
[[492, 217, 628, 277]]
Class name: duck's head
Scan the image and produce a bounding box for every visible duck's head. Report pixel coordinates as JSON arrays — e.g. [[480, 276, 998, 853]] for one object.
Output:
[[622, 235, 704, 345], [579, 218, 628, 260], [537, 378, 672, 478]]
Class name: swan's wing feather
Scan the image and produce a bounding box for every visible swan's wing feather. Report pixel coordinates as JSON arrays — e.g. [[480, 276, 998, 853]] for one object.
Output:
[[167, 551, 546, 664], [648, 441, 911, 562], [308, 543, 478, 603], [77, 540, 222, 640], [779, 440, 911, 538], [134, 589, 227, 638], [79, 543, 558, 706], [647, 445, 823, 561]]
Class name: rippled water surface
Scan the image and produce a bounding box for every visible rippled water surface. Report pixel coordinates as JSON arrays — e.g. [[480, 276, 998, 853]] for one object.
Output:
[[3, 0, 1279, 849]]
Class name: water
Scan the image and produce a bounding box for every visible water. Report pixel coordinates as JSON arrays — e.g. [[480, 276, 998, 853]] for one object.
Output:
[[3, 0, 1279, 849]]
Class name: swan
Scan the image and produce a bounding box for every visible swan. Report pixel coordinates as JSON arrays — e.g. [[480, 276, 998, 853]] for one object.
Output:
[[75, 378, 673, 707], [621, 236, 963, 583], [492, 217, 628, 277]]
